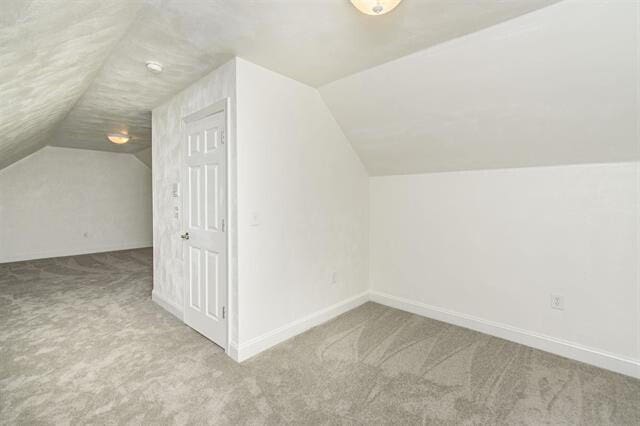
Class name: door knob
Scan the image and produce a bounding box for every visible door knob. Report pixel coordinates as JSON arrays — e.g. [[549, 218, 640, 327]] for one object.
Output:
[[180, 232, 190, 240]]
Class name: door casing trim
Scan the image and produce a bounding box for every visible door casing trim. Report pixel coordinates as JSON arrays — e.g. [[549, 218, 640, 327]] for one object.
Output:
[[181, 98, 231, 353]]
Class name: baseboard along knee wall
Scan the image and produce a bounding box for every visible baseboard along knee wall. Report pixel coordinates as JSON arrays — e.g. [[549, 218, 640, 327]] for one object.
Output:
[[368, 291, 640, 380], [153, 290, 640, 379]]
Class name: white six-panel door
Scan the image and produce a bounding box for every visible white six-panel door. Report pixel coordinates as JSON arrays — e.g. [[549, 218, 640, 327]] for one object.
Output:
[[182, 107, 227, 349]]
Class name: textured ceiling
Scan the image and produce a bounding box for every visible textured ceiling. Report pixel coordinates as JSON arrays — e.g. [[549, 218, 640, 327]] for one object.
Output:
[[320, 0, 639, 175], [1, 0, 559, 169], [0, 0, 143, 169], [48, 3, 225, 154]]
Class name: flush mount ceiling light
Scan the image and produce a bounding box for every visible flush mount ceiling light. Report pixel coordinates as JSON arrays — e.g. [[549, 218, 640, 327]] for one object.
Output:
[[107, 133, 130, 144], [351, 0, 402, 15], [145, 61, 163, 73]]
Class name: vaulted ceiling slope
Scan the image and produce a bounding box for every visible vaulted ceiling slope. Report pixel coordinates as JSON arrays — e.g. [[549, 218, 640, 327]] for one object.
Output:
[[320, 0, 640, 175], [1, 0, 558, 170], [0, 0, 143, 170]]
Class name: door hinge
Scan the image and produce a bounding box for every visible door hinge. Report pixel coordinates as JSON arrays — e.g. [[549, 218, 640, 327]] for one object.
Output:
[[222, 306, 226, 319], [221, 218, 225, 232], [221, 130, 225, 144]]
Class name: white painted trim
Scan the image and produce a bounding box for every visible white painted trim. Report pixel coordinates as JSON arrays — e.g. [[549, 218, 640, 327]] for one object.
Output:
[[152, 290, 184, 321], [0, 242, 153, 264], [152, 286, 639, 378], [183, 98, 228, 123], [234, 291, 370, 362], [227, 340, 240, 362], [369, 290, 640, 379]]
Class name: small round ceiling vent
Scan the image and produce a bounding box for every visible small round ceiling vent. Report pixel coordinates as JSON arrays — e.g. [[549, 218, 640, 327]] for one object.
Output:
[[145, 61, 163, 74]]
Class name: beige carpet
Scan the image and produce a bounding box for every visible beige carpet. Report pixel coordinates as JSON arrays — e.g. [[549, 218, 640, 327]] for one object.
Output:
[[1, 249, 638, 425]]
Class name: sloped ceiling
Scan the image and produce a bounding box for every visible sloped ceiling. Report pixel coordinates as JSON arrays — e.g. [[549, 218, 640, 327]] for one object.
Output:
[[320, 0, 640, 175], [0, 0, 559, 170], [48, 3, 225, 154], [0, 0, 143, 170]]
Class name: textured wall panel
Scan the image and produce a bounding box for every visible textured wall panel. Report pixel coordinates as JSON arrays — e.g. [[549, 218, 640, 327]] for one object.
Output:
[[151, 59, 236, 339]]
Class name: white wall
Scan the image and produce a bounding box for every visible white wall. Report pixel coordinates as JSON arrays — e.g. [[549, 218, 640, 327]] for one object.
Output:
[[235, 58, 369, 352], [151, 59, 238, 338], [152, 55, 637, 378], [0, 146, 152, 263], [370, 162, 639, 375], [151, 58, 369, 359], [320, 0, 639, 175]]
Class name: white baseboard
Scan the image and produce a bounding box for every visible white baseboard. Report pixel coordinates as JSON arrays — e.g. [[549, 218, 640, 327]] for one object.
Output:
[[152, 290, 184, 321], [369, 290, 640, 379], [0, 242, 153, 264], [233, 291, 370, 362], [227, 341, 240, 362], [152, 286, 639, 378]]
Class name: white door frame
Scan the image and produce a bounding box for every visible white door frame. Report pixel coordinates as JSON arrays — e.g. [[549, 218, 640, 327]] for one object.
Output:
[[181, 98, 231, 352]]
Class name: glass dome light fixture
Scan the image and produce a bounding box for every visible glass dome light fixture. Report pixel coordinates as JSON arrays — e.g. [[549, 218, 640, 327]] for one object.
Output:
[[107, 133, 130, 144], [351, 0, 403, 15]]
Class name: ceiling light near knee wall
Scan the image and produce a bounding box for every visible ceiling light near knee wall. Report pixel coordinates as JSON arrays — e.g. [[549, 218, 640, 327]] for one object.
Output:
[[107, 133, 130, 144]]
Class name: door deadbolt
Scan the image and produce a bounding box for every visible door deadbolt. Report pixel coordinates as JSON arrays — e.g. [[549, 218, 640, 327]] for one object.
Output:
[[180, 232, 190, 240]]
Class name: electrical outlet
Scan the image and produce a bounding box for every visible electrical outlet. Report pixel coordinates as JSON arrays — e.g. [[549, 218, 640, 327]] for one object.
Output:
[[331, 272, 338, 285], [550, 294, 564, 310]]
